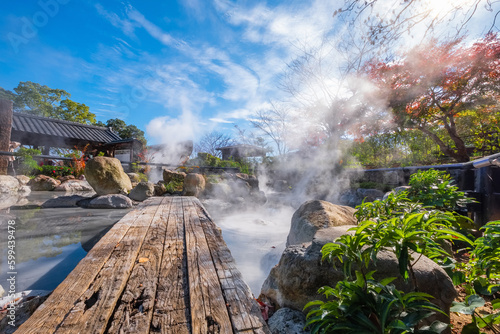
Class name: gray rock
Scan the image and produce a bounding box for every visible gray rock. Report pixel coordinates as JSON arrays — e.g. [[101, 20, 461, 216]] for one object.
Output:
[[338, 188, 362, 207], [0, 290, 50, 333], [287, 200, 357, 247], [260, 226, 456, 326], [272, 180, 290, 192], [227, 179, 252, 198], [129, 182, 156, 201], [236, 173, 259, 190], [18, 185, 31, 196], [85, 194, 133, 209], [383, 170, 404, 186], [127, 172, 141, 183], [84, 157, 132, 195], [54, 180, 94, 192], [251, 190, 267, 205], [268, 308, 310, 334], [0, 175, 20, 193], [383, 186, 411, 200], [15, 175, 30, 186], [29, 175, 61, 191], [205, 182, 232, 200], [58, 175, 75, 183], [42, 195, 92, 208], [356, 188, 385, 202], [154, 182, 167, 196]]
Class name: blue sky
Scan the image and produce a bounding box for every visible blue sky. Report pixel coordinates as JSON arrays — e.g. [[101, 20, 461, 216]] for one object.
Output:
[[0, 0, 497, 146]]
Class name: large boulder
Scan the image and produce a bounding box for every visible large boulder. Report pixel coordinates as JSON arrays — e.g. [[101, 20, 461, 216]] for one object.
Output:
[[29, 175, 61, 191], [356, 188, 385, 202], [54, 180, 94, 192], [129, 182, 155, 201], [84, 157, 132, 195], [127, 172, 141, 183], [0, 175, 20, 194], [163, 169, 186, 184], [205, 181, 232, 200], [286, 200, 357, 247], [42, 195, 92, 208], [182, 173, 205, 197], [268, 308, 310, 334], [154, 182, 167, 196], [236, 173, 259, 190], [15, 175, 30, 186], [260, 226, 457, 325], [83, 194, 133, 209]]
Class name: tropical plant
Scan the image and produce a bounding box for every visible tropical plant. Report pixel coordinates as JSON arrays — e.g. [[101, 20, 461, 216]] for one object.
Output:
[[305, 169, 481, 333], [406, 169, 473, 212], [305, 271, 448, 334]]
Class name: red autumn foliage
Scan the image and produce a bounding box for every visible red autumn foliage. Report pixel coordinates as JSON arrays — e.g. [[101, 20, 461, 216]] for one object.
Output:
[[365, 33, 500, 162]]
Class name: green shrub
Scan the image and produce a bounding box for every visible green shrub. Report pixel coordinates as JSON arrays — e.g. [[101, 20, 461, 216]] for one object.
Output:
[[407, 169, 473, 211], [17, 148, 42, 175], [305, 170, 478, 333], [36, 165, 75, 178], [165, 180, 183, 194], [305, 271, 447, 334]]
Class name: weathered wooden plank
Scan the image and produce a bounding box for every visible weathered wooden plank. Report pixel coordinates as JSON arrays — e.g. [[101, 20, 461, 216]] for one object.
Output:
[[194, 200, 270, 334], [107, 197, 171, 333], [151, 197, 191, 334], [16, 198, 161, 334], [53, 197, 162, 334], [183, 197, 233, 334]]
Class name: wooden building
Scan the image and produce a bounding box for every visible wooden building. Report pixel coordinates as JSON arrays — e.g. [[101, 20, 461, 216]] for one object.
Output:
[[9, 111, 143, 161]]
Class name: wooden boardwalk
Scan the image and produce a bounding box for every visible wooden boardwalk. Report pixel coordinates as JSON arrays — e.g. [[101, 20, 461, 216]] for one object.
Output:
[[17, 197, 270, 334]]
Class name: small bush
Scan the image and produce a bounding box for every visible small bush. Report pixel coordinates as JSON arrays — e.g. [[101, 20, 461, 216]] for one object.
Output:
[[407, 169, 473, 211], [36, 165, 75, 178], [17, 148, 42, 175]]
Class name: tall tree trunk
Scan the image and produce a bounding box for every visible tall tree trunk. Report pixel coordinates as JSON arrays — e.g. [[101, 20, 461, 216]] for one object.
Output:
[[443, 115, 470, 162], [0, 99, 13, 175], [418, 126, 469, 162]]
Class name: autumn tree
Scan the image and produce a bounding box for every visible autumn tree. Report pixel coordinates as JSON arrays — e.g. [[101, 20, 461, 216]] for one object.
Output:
[[366, 33, 500, 162]]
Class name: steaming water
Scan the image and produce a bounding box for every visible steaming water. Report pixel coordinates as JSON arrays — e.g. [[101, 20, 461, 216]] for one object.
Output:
[[212, 204, 295, 295], [0, 193, 294, 298]]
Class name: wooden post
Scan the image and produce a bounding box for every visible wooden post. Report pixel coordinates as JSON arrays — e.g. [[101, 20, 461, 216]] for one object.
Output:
[[0, 99, 13, 175]]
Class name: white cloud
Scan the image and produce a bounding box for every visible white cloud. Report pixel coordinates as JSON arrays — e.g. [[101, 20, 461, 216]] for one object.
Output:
[[95, 4, 138, 37], [209, 118, 234, 123]]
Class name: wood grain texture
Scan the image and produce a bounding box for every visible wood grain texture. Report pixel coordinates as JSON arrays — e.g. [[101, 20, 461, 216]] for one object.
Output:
[[107, 197, 171, 333], [54, 198, 162, 334], [194, 201, 270, 334], [151, 197, 191, 334], [16, 198, 160, 334], [183, 197, 233, 334], [16, 196, 270, 333]]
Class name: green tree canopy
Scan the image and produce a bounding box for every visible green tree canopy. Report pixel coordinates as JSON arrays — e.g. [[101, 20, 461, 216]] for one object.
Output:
[[3, 81, 96, 125], [100, 118, 147, 146]]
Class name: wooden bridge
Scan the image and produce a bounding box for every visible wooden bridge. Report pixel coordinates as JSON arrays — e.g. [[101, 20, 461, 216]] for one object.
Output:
[[17, 197, 270, 334]]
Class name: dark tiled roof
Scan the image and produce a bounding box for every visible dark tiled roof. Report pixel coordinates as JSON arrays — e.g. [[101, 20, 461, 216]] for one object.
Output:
[[12, 112, 122, 143]]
